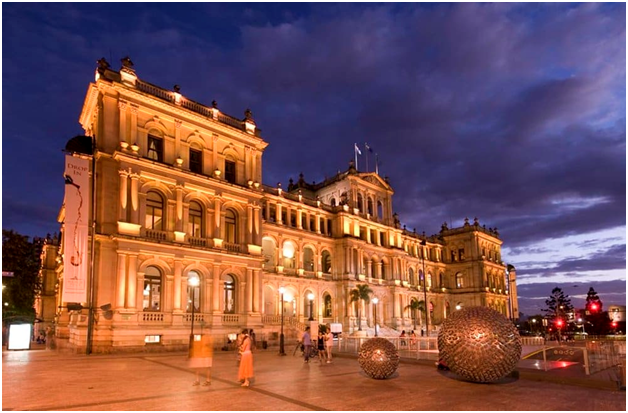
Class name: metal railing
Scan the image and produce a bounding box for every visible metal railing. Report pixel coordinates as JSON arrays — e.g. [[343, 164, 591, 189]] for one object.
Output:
[[337, 336, 439, 360]]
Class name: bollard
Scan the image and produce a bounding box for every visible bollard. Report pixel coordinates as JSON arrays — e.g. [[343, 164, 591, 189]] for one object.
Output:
[[583, 348, 590, 375], [542, 346, 547, 371]]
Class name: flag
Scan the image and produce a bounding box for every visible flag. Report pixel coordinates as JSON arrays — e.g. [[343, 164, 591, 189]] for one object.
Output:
[[354, 143, 362, 155], [365, 142, 373, 153]]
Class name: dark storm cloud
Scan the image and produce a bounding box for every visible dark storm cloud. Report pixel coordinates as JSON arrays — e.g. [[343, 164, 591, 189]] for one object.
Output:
[[2, 3, 625, 314]]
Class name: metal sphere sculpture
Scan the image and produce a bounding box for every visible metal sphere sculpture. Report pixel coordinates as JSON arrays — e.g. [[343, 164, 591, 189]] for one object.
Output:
[[358, 338, 399, 379], [438, 306, 521, 383]]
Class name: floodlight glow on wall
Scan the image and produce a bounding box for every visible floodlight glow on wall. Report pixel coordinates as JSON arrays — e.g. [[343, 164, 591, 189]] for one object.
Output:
[[282, 243, 295, 259]]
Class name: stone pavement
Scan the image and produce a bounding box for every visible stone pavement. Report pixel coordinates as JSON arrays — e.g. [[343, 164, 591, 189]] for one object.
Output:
[[2, 348, 625, 411]]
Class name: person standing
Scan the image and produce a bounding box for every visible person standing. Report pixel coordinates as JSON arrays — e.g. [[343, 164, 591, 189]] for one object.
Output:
[[189, 334, 213, 386], [238, 329, 254, 387], [302, 326, 312, 363], [249, 329, 257, 351], [325, 327, 334, 363], [317, 330, 326, 364]]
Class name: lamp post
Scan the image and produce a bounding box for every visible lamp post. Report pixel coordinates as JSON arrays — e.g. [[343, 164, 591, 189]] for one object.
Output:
[[308, 292, 315, 321], [531, 318, 537, 335], [279, 287, 286, 356], [188, 273, 200, 350], [420, 239, 429, 336], [372, 297, 379, 337]]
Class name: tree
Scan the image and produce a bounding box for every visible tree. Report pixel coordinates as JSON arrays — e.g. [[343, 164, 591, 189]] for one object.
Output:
[[404, 299, 425, 331], [584, 287, 609, 335], [2, 230, 43, 322], [542, 287, 574, 337], [349, 284, 373, 331]]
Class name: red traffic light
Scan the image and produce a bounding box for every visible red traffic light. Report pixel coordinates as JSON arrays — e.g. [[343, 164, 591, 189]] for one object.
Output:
[[590, 303, 599, 312], [555, 319, 564, 327], [611, 321, 618, 328]]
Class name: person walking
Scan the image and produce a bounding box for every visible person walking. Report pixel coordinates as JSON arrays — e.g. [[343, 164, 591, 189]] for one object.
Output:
[[317, 330, 326, 364], [400, 330, 407, 347], [325, 327, 334, 363], [238, 329, 254, 387], [302, 326, 312, 363], [189, 334, 213, 386]]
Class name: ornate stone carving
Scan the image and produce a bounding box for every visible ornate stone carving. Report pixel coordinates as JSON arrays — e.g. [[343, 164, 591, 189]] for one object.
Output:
[[438, 306, 521, 383], [358, 338, 399, 379]]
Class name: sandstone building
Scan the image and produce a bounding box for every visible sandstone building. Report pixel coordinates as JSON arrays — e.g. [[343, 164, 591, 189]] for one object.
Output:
[[53, 58, 518, 352]]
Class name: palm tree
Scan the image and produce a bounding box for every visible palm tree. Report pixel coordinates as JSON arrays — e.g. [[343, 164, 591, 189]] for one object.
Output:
[[405, 299, 425, 331], [350, 284, 373, 331]]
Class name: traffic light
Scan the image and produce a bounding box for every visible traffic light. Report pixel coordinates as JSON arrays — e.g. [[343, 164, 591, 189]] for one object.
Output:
[[555, 319, 564, 328], [611, 321, 618, 328], [590, 303, 599, 312]]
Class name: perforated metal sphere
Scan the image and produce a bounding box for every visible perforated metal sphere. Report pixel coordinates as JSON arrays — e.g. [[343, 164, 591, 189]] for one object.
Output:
[[438, 306, 522, 382], [358, 338, 399, 379]]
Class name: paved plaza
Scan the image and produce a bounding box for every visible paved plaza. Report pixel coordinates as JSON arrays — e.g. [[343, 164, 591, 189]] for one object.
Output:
[[2, 348, 625, 411]]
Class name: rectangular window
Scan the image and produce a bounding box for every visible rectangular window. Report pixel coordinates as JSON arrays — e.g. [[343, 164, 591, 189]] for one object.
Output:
[[225, 160, 236, 183], [189, 149, 202, 174], [379, 232, 385, 246], [145, 335, 161, 344], [147, 135, 163, 162]]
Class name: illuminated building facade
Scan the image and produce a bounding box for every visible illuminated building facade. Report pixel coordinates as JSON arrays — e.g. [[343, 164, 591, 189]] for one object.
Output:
[[54, 58, 517, 352]]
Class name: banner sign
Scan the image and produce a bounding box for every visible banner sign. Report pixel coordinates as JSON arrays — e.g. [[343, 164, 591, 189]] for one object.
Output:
[[62, 155, 90, 303]]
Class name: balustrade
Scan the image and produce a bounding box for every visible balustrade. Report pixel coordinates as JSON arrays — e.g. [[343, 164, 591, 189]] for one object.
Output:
[[189, 236, 207, 247], [146, 229, 167, 241]]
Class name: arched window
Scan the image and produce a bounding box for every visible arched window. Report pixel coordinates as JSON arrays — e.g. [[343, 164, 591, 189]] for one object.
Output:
[[357, 193, 364, 213], [186, 270, 201, 312], [439, 272, 444, 288], [282, 241, 296, 269], [143, 266, 162, 311], [303, 247, 315, 271], [418, 269, 424, 286], [367, 198, 374, 215], [380, 259, 386, 279], [324, 294, 332, 317], [145, 191, 164, 230], [427, 273, 433, 288], [188, 201, 203, 237], [147, 134, 163, 162], [408, 268, 415, 285], [321, 250, 332, 273], [223, 274, 236, 313], [262, 238, 276, 269], [224, 209, 237, 243], [377, 200, 384, 218], [456, 273, 464, 289]]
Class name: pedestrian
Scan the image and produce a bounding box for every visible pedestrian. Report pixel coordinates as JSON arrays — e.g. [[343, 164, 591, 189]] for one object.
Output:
[[189, 334, 213, 386], [302, 326, 312, 363], [249, 329, 257, 351], [237, 329, 254, 387], [317, 329, 326, 364], [325, 326, 334, 363], [400, 330, 407, 347], [410, 330, 417, 348], [235, 330, 245, 364]]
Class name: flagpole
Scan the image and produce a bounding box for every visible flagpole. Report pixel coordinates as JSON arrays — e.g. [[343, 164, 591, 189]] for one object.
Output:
[[365, 143, 369, 173], [354, 144, 358, 171], [375, 153, 379, 175]]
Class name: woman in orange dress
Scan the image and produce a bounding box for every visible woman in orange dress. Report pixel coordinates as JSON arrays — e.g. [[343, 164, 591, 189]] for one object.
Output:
[[238, 329, 254, 387]]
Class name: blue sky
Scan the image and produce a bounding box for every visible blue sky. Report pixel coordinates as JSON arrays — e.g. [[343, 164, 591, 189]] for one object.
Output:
[[2, 3, 625, 316]]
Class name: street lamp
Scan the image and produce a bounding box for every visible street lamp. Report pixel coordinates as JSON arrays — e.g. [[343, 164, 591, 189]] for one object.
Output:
[[372, 297, 379, 337], [308, 292, 315, 321], [420, 239, 429, 336], [531, 318, 537, 334], [278, 287, 286, 356], [577, 318, 586, 334], [188, 272, 200, 350]]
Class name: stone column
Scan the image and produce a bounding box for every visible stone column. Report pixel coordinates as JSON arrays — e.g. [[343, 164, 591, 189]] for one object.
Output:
[[276, 203, 283, 225], [175, 185, 183, 232], [213, 198, 222, 239], [247, 204, 253, 245], [116, 253, 126, 309], [118, 100, 127, 144], [253, 205, 262, 245], [174, 119, 182, 160], [130, 173, 140, 224], [297, 208, 303, 229], [212, 135, 219, 173], [173, 260, 182, 311], [129, 104, 138, 145], [212, 265, 221, 314], [127, 255, 138, 309], [246, 268, 253, 313], [253, 269, 261, 313], [119, 170, 129, 222]]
